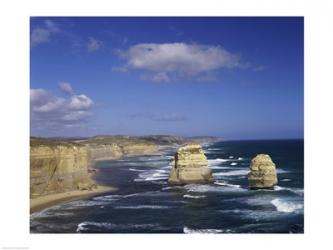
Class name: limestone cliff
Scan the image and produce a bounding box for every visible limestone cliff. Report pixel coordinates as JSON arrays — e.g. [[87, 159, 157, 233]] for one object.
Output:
[[121, 143, 158, 156], [248, 154, 278, 189], [168, 144, 214, 184], [86, 143, 123, 161], [30, 140, 95, 198], [86, 143, 158, 161]]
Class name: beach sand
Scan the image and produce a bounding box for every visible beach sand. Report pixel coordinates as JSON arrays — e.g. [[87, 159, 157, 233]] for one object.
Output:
[[30, 185, 116, 214]]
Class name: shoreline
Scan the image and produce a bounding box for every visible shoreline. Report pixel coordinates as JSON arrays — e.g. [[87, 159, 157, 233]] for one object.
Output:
[[30, 185, 116, 214]]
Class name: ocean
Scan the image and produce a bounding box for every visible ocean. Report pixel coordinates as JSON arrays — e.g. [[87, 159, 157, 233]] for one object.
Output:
[[30, 139, 304, 233]]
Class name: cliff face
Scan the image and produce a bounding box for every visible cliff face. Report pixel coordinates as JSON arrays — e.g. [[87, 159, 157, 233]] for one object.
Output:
[[248, 154, 278, 189], [30, 142, 94, 198], [86, 143, 158, 161], [168, 144, 214, 184], [87, 143, 123, 161]]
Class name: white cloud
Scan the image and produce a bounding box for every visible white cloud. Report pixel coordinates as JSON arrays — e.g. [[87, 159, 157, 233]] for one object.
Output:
[[30, 20, 60, 47], [30, 89, 66, 113], [69, 95, 94, 110], [87, 37, 103, 52], [59, 82, 74, 95], [31, 28, 51, 47], [115, 42, 241, 81], [30, 85, 94, 131]]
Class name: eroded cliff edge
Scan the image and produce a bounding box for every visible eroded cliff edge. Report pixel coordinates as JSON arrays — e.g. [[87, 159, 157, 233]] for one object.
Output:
[[30, 138, 95, 198]]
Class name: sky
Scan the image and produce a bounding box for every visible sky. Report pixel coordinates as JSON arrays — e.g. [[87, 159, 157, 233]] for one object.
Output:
[[30, 17, 303, 140]]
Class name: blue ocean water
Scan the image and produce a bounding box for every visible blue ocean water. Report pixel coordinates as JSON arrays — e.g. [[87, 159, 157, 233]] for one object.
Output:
[[30, 139, 304, 233]]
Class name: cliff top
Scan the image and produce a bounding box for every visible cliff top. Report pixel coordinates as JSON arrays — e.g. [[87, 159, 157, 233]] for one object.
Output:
[[30, 137, 83, 148], [30, 135, 221, 148]]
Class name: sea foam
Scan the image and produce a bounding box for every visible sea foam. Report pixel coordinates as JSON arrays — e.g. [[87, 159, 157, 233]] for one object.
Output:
[[183, 194, 206, 199], [213, 169, 249, 176], [183, 226, 224, 234], [271, 198, 303, 213], [114, 205, 170, 210]]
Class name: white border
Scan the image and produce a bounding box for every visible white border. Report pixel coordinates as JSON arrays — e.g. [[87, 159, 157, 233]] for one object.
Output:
[[1, 0, 333, 249]]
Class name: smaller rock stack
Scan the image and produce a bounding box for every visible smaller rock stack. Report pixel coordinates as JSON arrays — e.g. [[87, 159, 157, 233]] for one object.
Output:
[[168, 144, 214, 185], [248, 154, 278, 190]]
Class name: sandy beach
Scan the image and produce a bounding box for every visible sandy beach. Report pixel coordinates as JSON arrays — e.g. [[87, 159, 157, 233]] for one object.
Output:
[[30, 185, 116, 214]]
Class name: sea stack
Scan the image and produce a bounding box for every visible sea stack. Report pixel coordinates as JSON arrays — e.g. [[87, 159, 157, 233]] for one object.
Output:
[[248, 154, 278, 190], [168, 144, 214, 185]]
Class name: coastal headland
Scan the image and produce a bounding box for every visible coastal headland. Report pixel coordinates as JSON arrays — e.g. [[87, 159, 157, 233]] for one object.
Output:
[[30, 135, 220, 213]]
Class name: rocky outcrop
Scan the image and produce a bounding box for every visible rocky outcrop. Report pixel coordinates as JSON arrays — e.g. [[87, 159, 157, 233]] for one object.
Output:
[[30, 141, 95, 198], [248, 154, 278, 189], [168, 144, 214, 184]]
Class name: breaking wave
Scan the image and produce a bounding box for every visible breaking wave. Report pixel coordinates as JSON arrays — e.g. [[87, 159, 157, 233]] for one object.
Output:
[[184, 184, 246, 193], [271, 198, 303, 213], [114, 205, 171, 209], [213, 169, 249, 176], [183, 194, 206, 199], [214, 181, 241, 188], [183, 226, 224, 233], [77, 221, 160, 232]]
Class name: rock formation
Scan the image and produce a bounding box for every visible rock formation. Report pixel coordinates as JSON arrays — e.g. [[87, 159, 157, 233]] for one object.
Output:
[[168, 144, 214, 184], [30, 140, 95, 198], [248, 154, 278, 189]]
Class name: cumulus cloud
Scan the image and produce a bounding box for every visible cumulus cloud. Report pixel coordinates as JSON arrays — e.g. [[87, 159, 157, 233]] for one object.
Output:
[[68, 95, 94, 110], [59, 82, 74, 95], [115, 42, 241, 81], [130, 112, 188, 122], [30, 85, 94, 131], [87, 37, 103, 52], [30, 20, 60, 47]]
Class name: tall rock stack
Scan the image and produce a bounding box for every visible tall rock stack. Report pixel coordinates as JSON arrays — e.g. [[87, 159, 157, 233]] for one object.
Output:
[[248, 154, 278, 190], [168, 144, 214, 185]]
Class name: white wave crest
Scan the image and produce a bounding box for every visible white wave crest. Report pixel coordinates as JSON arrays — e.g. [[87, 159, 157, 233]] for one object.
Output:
[[134, 169, 169, 182], [183, 194, 206, 199], [208, 158, 229, 166], [274, 186, 304, 196], [183, 226, 224, 234], [214, 181, 241, 188], [276, 168, 290, 173], [77, 221, 160, 232], [128, 168, 147, 172], [231, 162, 238, 166], [271, 198, 303, 213], [185, 184, 246, 193], [213, 169, 249, 176], [114, 205, 170, 209], [207, 148, 222, 151]]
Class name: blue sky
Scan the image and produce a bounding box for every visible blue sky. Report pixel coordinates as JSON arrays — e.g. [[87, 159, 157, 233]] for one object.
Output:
[[30, 17, 303, 139]]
